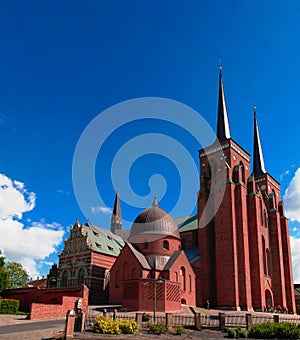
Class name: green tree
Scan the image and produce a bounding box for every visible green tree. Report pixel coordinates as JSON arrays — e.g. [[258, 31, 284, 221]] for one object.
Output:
[[5, 261, 29, 288], [0, 250, 8, 292]]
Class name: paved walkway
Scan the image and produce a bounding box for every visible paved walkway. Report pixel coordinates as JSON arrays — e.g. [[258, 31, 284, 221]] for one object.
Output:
[[0, 315, 65, 340], [73, 329, 226, 339]]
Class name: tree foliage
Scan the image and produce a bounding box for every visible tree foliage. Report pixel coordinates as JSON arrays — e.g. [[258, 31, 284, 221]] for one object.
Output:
[[0, 250, 8, 292], [5, 261, 29, 289]]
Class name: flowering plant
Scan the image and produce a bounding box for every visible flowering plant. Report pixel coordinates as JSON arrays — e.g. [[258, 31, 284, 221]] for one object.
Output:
[[142, 312, 151, 321]]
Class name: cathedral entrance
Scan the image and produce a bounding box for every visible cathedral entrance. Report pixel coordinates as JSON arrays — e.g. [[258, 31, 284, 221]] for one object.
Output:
[[265, 289, 273, 309]]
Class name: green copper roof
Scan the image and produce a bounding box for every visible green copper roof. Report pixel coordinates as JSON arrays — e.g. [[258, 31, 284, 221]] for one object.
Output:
[[82, 223, 125, 257], [175, 214, 198, 232]]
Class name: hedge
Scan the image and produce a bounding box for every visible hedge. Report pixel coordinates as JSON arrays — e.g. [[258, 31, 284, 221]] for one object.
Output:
[[248, 321, 300, 339], [0, 299, 20, 314]]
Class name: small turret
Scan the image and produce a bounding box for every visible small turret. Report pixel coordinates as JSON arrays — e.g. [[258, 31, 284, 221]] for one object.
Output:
[[110, 190, 122, 235]]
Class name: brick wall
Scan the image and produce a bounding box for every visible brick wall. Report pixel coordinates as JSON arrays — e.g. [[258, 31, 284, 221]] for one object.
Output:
[[2, 284, 89, 320]]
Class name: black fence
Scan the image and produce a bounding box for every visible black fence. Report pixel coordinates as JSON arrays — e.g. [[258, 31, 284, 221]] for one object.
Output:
[[84, 311, 300, 332]]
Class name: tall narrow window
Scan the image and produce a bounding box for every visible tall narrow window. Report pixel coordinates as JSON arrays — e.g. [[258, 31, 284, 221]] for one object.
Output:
[[78, 268, 85, 285], [61, 270, 68, 287], [163, 240, 169, 250], [262, 236, 267, 275], [180, 266, 186, 291]]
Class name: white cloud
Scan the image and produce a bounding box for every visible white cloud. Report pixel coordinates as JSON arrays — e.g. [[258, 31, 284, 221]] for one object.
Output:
[[290, 236, 300, 283], [0, 174, 35, 219], [0, 173, 64, 277], [284, 168, 300, 222], [280, 169, 290, 180], [91, 206, 112, 214], [56, 189, 70, 196]]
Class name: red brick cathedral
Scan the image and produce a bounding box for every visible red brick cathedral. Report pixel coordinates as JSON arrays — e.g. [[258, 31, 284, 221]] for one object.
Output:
[[193, 68, 296, 312]]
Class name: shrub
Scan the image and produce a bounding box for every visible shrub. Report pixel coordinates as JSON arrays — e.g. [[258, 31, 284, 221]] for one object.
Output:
[[93, 316, 138, 334], [227, 328, 237, 338], [236, 328, 247, 338], [248, 321, 300, 339], [148, 322, 169, 334], [223, 326, 229, 333], [173, 325, 185, 336], [0, 299, 19, 314], [142, 312, 150, 321]]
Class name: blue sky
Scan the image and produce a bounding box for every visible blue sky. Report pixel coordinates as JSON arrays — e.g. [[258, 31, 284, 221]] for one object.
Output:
[[0, 1, 300, 279]]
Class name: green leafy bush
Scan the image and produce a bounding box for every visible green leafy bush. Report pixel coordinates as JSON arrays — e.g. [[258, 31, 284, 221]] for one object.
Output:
[[225, 327, 247, 338], [173, 325, 185, 336], [248, 321, 300, 339], [93, 316, 138, 334], [227, 328, 237, 338], [148, 322, 169, 334], [236, 328, 247, 338], [0, 299, 19, 314]]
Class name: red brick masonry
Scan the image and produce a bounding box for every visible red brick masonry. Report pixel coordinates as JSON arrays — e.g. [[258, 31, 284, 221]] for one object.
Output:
[[2, 284, 89, 320]]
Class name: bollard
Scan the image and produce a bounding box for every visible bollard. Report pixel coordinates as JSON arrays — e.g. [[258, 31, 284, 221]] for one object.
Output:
[[166, 313, 173, 327], [113, 309, 117, 320], [219, 312, 226, 331], [135, 313, 143, 327], [246, 313, 252, 330], [274, 314, 279, 323], [65, 310, 76, 339], [195, 313, 202, 330]]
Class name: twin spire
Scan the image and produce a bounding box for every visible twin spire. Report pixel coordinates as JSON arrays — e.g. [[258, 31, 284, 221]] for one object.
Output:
[[216, 67, 266, 176], [217, 66, 231, 142]]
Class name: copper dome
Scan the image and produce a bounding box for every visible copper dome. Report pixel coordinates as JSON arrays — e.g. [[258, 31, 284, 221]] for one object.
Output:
[[128, 198, 180, 243]]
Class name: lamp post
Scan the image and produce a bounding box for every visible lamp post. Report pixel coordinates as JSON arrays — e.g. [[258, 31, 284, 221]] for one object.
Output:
[[153, 277, 163, 322]]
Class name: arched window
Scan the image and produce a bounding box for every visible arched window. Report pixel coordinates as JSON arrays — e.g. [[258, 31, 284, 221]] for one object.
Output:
[[180, 266, 186, 291], [144, 241, 148, 249], [175, 271, 178, 282], [163, 240, 169, 250], [78, 268, 85, 285], [61, 270, 68, 287], [188, 274, 192, 292], [239, 162, 245, 184], [266, 249, 271, 276], [260, 198, 263, 225], [262, 236, 267, 275]]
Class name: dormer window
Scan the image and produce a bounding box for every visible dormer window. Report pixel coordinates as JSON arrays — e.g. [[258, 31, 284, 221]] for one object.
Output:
[[95, 242, 101, 248], [108, 246, 113, 251]]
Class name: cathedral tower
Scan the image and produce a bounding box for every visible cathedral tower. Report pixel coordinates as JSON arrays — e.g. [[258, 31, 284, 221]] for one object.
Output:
[[194, 68, 295, 312], [196, 67, 252, 310]]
